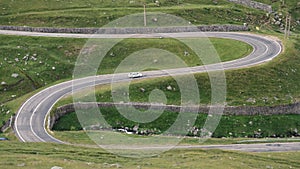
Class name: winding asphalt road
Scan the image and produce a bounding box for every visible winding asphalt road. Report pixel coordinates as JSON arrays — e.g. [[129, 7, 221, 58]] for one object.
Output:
[[2, 30, 290, 152]]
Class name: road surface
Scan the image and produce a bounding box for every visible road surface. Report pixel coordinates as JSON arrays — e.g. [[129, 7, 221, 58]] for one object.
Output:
[[2, 30, 288, 152]]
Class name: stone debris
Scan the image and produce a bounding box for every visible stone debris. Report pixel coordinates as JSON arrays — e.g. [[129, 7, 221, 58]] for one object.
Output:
[[11, 73, 19, 78], [110, 52, 115, 57], [246, 98, 256, 103], [23, 54, 29, 61], [17, 163, 25, 167], [51, 166, 63, 169], [31, 56, 37, 61], [184, 51, 189, 56]]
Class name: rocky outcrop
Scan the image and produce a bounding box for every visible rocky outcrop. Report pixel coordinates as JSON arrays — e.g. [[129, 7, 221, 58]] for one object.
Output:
[[228, 0, 272, 13]]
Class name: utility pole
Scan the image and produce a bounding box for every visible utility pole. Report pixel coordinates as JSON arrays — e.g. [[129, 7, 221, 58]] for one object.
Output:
[[288, 15, 291, 38], [284, 13, 288, 40], [144, 4, 147, 27]]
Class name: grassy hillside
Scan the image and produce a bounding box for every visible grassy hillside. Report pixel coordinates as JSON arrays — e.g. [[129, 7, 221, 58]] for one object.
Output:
[[56, 35, 299, 107], [0, 35, 250, 104], [0, 142, 300, 169], [0, 35, 251, 126], [53, 107, 300, 138], [49, 35, 300, 139], [0, 0, 267, 28], [255, 0, 300, 33]]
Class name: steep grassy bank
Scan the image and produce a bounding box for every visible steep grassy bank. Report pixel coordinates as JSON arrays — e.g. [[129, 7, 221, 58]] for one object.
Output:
[[53, 107, 300, 138], [0, 0, 267, 28], [0, 142, 300, 169], [0, 35, 251, 127]]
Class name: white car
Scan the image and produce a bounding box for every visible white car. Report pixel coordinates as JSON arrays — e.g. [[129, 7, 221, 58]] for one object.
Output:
[[128, 72, 143, 78]]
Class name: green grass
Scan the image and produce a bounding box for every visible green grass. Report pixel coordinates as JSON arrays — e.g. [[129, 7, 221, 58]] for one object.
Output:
[[0, 35, 84, 104], [0, 142, 300, 168], [1, 0, 298, 34], [52, 130, 237, 145], [57, 35, 300, 107], [0, 35, 250, 103], [0, 0, 229, 14], [52, 106, 300, 138], [97, 37, 252, 74], [0, 0, 268, 28], [0, 35, 251, 127], [52, 130, 300, 146]]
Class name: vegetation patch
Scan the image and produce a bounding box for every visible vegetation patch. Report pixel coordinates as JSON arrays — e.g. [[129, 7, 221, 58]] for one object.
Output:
[[53, 106, 300, 138], [58, 35, 300, 107], [0, 142, 299, 168], [0, 0, 268, 28], [0, 35, 251, 128]]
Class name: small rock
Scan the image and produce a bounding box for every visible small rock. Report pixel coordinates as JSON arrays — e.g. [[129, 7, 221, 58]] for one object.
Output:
[[184, 51, 189, 56], [1, 81, 6, 85], [31, 56, 37, 61], [11, 73, 19, 78], [133, 125, 139, 132], [275, 21, 281, 25], [11, 95, 16, 98], [15, 58, 19, 62], [51, 166, 63, 169], [23, 56, 29, 61], [52, 67, 56, 70], [167, 85, 172, 91], [266, 165, 273, 169], [140, 88, 145, 92], [17, 163, 25, 167], [246, 98, 256, 103]]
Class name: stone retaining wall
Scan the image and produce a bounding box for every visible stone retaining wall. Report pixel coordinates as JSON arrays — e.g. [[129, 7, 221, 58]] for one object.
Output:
[[228, 0, 272, 13], [50, 102, 300, 129], [0, 25, 249, 34]]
